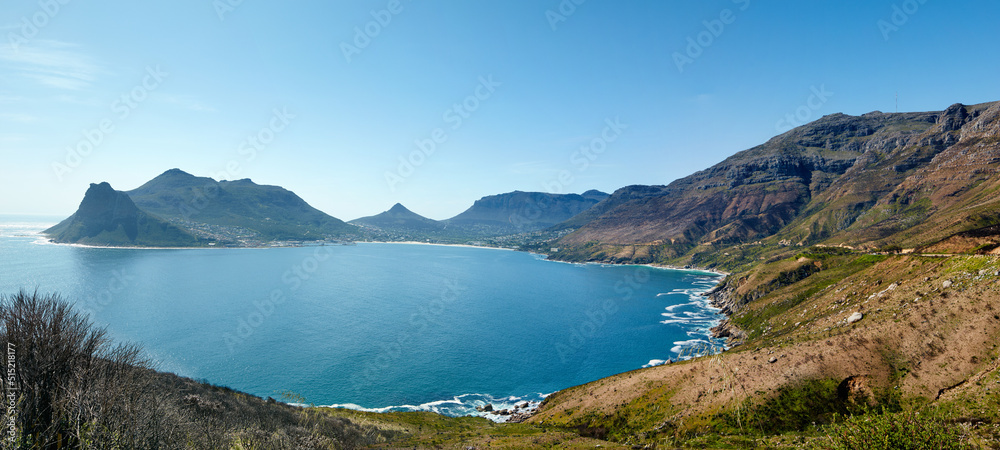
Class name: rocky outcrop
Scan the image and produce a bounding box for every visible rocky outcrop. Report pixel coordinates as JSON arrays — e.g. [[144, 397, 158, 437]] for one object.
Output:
[[44, 182, 200, 247]]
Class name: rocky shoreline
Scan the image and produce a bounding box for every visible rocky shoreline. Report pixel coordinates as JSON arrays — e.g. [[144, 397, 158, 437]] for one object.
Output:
[[476, 401, 539, 423], [703, 277, 748, 346]]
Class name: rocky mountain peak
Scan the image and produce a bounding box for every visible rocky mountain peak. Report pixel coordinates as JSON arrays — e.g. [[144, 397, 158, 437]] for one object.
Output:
[[938, 103, 970, 131]]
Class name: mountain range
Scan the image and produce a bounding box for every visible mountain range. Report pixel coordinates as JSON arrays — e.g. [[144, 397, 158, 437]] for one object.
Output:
[[47, 101, 1000, 259], [45, 169, 609, 247], [550, 101, 1000, 266]]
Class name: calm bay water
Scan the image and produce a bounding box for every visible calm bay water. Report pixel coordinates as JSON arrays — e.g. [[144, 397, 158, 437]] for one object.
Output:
[[0, 216, 723, 417]]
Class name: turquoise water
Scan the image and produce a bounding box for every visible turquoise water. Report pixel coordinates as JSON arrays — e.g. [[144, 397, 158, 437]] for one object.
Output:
[[0, 216, 724, 418]]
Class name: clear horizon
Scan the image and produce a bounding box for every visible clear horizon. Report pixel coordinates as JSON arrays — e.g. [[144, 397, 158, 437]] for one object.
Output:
[[3, 1, 1000, 220]]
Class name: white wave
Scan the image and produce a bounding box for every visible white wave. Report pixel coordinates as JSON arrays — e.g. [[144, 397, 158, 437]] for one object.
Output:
[[642, 359, 671, 368], [663, 302, 695, 312], [321, 392, 549, 423]]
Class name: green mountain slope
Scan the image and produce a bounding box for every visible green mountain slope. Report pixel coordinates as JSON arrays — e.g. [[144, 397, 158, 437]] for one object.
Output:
[[44, 182, 202, 247], [127, 169, 357, 243], [350, 203, 445, 233], [446, 190, 608, 235]]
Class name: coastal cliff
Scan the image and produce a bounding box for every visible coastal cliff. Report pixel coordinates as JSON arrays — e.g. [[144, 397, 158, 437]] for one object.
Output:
[[44, 182, 201, 247]]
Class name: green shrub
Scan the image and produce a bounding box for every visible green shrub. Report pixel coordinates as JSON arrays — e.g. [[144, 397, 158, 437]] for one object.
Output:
[[827, 411, 971, 450]]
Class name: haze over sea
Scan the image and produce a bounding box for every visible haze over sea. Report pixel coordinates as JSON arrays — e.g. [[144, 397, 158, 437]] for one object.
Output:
[[0, 216, 723, 419]]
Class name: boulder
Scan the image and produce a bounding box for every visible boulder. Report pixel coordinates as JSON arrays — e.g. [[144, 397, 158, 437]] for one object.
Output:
[[847, 312, 864, 324]]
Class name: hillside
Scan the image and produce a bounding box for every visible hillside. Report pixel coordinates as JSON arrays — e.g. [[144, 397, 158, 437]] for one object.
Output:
[[531, 252, 1000, 447], [522, 101, 1000, 447], [348, 191, 609, 244], [446, 190, 608, 236], [44, 182, 202, 247], [350, 203, 445, 238], [126, 169, 358, 244], [552, 102, 1000, 268]]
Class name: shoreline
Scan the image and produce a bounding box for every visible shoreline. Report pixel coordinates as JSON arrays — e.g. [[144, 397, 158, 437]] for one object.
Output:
[[356, 240, 516, 251], [34, 238, 335, 251], [537, 252, 730, 277]]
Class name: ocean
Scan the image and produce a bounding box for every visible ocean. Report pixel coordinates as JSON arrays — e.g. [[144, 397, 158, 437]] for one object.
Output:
[[0, 215, 724, 419]]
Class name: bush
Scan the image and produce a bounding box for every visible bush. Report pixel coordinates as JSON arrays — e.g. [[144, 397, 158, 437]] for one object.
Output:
[[735, 379, 859, 434], [0, 290, 409, 449], [0, 290, 178, 449], [827, 411, 972, 450]]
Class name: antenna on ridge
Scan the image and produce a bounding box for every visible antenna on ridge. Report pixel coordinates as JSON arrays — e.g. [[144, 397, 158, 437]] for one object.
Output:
[[895, 92, 898, 113]]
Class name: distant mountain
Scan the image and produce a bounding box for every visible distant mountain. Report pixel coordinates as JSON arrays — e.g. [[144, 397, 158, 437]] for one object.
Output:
[[127, 169, 356, 243], [44, 182, 201, 247], [445, 191, 608, 235], [552, 101, 1000, 264], [581, 189, 611, 202], [350, 203, 444, 233]]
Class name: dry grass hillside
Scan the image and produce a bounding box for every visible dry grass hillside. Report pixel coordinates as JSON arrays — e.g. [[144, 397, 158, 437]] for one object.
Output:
[[530, 253, 1000, 448]]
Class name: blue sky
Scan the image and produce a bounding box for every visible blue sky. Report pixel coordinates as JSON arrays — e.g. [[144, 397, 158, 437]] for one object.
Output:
[[2, 0, 999, 221]]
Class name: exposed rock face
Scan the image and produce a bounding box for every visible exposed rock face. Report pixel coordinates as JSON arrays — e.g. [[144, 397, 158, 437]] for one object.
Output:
[[44, 182, 199, 246], [554, 101, 1000, 263], [70, 182, 143, 240]]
